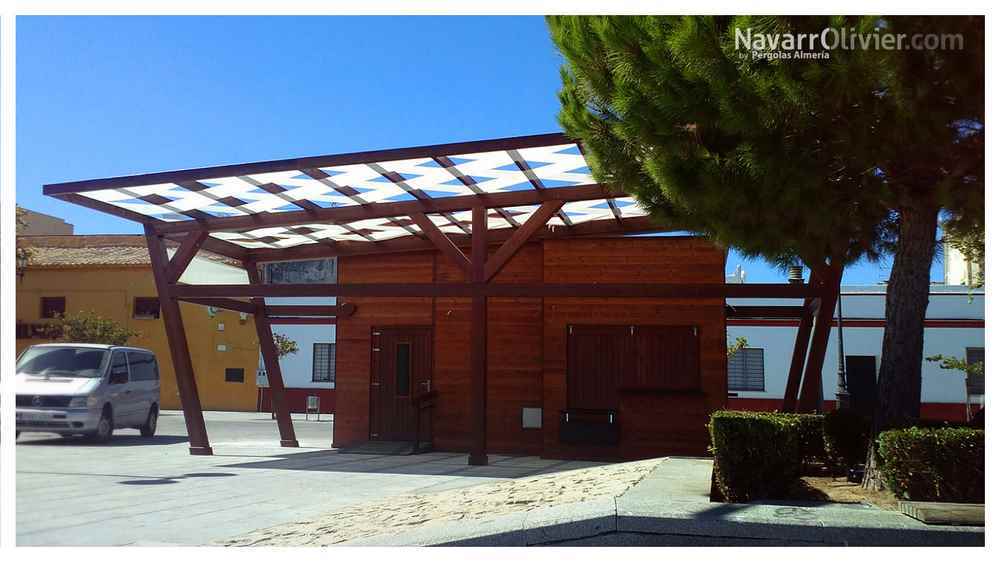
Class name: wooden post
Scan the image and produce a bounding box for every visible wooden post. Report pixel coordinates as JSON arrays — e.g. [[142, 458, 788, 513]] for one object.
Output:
[[798, 263, 844, 413], [781, 305, 815, 412], [244, 260, 299, 447], [144, 225, 213, 455], [782, 273, 821, 413], [468, 205, 488, 466]]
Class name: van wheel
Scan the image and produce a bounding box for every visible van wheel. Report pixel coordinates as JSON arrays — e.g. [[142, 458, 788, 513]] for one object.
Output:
[[90, 408, 114, 444], [140, 405, 158, 437]]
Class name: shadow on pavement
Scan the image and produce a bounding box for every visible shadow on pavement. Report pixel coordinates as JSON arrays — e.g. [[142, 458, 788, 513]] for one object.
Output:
[[219, 449, 607, 479], [16, 434, 190, 447]]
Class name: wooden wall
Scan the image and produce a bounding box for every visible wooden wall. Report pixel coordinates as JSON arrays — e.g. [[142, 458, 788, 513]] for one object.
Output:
[[332, 252, 434, 447], [334, 236, 726, 459]]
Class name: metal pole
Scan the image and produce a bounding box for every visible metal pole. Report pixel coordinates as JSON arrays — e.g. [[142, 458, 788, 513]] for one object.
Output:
[[835, 285, 851, 410]]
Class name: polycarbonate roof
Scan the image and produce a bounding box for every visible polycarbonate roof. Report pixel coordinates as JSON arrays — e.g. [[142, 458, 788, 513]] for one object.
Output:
[[45, 134, 648, 251]]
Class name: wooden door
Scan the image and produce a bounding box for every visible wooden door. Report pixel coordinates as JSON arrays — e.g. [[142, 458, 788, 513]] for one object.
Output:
[[370, 326, 432, 441], [566, 325, 630, 410]]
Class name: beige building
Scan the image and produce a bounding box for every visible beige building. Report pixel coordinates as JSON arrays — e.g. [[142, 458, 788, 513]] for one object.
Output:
[[18, 208, 74, 235]]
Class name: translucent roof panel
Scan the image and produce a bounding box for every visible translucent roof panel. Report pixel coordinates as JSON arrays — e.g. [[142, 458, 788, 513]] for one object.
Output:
[[44, 133, 651, 251]]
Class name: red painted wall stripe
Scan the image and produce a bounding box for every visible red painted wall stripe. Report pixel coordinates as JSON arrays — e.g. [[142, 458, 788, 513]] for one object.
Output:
[[728, 318, 983, 328]]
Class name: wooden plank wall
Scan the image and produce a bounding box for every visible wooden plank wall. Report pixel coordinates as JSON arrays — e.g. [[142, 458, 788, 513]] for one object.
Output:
[[542, 237, 727, 459], [332, 252, 434, 447], [334, 236, 727, 459]]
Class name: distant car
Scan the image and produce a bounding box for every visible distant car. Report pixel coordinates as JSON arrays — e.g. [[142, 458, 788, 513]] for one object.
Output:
[[15, 344, 160, 443]]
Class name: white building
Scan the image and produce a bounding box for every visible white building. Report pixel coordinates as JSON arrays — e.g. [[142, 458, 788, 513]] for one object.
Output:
[[726, 280, 984, 421], [258, 259, 338, 413]]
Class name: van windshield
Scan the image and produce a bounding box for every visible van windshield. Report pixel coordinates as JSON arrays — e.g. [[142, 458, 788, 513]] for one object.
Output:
[[16, 347, 110, 378]]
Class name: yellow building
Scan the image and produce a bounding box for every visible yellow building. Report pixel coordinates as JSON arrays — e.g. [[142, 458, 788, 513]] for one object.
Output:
[[15, 235, 260, 412]]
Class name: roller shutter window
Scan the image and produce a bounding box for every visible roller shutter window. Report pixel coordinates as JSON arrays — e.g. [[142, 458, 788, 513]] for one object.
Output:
[[728, 348, 765, 392]]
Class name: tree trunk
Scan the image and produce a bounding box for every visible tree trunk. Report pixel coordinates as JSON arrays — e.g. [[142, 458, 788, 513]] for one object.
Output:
[[862, 199, 939, 489]]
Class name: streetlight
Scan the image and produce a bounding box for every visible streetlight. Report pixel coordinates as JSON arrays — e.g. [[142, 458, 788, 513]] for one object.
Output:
[[16, 251, 28, 282], [835, 284, 851, 410]]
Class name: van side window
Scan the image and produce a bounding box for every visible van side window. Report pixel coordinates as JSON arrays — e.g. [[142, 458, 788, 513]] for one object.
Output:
[[109, 352, 129, 384], [127, 352, 158, 381]]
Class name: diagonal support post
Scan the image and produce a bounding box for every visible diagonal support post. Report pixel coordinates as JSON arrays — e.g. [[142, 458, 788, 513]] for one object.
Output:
[[484, 200, 564, 282], [244, 259, 299, 447], [797, 262, 844, 413], [409, 212, 472, 276], [782, 299, 816, 412], [145, 225, 212, 455], [166, 230, 209, 283]]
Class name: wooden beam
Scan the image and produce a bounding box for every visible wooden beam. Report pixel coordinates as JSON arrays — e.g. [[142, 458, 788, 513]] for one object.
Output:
[[267, 317, 338, 325], [166, 231, 209, 283], [468, 206, 488, 466], [798, 264, 845, 413], [144, 225, 213, 456], [45, 132, 575, 195], [244, 215, 658, 264], [408, 212, 471, 276], [727, 305, 808, 319], [171, 282, 822, 299], [244, 260, 298, 447], [264, 303, 356, 317], [177, 297, 256, 314], [151, 184, 621, 236], [483, 200, 564, 282]]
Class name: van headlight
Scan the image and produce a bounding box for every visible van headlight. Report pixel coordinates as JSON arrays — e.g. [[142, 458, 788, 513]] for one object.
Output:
[[68, 396, 93, 408]]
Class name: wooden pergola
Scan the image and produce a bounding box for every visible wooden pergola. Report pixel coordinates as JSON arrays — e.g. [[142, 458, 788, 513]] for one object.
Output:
[[44, 133, 840, 463]]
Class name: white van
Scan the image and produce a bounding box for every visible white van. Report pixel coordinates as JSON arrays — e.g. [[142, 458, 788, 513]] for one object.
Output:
[[15, 344, 160, 442]]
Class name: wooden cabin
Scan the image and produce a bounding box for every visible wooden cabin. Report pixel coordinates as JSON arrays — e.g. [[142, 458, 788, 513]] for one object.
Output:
[[333, 236, 727, 460]]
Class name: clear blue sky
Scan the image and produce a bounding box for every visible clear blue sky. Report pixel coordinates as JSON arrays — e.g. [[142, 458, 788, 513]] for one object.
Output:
[[16, 16, 938, 285]]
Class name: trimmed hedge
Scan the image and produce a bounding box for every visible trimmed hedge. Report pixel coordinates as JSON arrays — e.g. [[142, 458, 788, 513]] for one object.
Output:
[[823, 409, 870, 469], [788, 413, 826, 463], [709, 411, 800, 502], [878, 427, 985, 503]]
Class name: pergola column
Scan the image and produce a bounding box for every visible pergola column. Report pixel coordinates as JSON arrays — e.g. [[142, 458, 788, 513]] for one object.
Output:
[[782, 274, 821, 413], [144, 226, 213, 455], [244, 260, 299, 447], [797, 263, 844, 413], [468, 206, 489, 465]]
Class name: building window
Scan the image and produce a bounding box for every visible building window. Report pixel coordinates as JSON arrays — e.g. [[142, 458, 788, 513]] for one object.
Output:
[[396, 343, 411, 396], [312, 343, 335, 383], [728, 348, 765, 392], [133, 297, 161, 319], [966, 347, 985, 396], [225, 368, 245, 383], [40, 297, 66, 319]]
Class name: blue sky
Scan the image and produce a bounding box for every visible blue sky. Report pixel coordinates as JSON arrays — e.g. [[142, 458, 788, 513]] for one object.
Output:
[[16, 16, 934, 284]]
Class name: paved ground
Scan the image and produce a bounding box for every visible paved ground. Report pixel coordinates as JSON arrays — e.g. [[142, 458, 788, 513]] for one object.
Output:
[[16, 410, 601, 546]]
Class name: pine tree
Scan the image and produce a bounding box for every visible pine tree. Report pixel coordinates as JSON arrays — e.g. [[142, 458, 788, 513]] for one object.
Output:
[[548, 15, 983, 486]]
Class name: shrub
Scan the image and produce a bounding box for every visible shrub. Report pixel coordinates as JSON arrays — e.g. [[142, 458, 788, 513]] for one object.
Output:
[[46, 310, 139, 346], [878, 427, 984, 503], [709, 411, 800, 502], [823, 409, 870, 469], [787, 413, 826, 463]]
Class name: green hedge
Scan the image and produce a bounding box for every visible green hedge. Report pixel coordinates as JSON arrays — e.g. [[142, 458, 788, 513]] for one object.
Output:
[[787, 413, 826, 463], [823, 409, 870, 469], [878, 427, 985, 503], [709, 411, 801, 502]]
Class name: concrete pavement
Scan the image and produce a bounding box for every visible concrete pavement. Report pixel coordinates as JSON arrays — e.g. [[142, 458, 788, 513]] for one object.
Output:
[[16, 410, 599, 546]]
